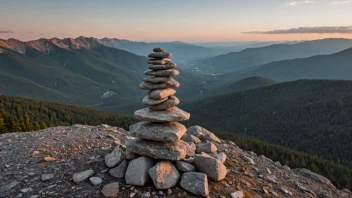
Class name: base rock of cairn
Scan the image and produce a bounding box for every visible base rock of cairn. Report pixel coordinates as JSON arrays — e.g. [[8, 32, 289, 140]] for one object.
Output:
[[108, 48, 227, 196]]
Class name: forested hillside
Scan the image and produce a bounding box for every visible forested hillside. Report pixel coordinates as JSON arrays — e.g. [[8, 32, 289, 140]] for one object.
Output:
[[0, 95, 134, 134], [203, 76, 276, 97], [183, 79, 352, 166]]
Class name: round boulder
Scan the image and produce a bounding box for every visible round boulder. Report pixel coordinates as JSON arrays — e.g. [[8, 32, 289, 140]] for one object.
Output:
[[105, 147, 125, 168], [125, 156, 154, 186], [180, 172, 209, 197], [196, 142, 217, 154], [194, 153, 227, 181], [148, 161, 180, 189]]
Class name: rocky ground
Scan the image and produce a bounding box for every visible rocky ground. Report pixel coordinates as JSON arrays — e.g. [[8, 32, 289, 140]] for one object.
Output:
[[0, 124, 351, 198]]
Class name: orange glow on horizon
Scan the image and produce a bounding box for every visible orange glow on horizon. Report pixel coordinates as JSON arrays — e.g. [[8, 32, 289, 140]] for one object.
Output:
[[1, 31, 352, 42]]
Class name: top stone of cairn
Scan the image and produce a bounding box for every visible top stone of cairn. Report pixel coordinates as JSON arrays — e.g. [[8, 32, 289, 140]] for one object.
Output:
[[153, 47, 164, 52], [148, 52, 172, 59]]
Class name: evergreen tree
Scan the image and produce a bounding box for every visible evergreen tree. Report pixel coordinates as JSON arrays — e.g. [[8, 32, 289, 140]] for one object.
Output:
[[34, 122, 41, 131], [0, 116, 7, 134], [24, 112, 33, 131], [9, 118, 21, 132], [41, 122, 48, 129]]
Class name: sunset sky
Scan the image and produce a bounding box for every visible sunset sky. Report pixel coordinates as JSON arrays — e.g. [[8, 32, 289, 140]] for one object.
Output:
[[1, 0, 352, 42]]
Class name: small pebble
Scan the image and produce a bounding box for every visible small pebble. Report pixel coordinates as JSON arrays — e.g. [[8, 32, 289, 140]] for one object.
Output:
[[89, 177, 103, 185], [20, 188, 32, 193]]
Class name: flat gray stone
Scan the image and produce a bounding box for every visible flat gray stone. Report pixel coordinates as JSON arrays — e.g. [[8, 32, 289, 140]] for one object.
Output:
[[20, 188, 32, 193], [102, 182, 119, 197], [149, 96, 180, 110], [125, 139, 189, 161], [194, 154, 227, 181], [181, 134, 201, 144], [148, 58, 172, 65], [187, 126, 221, 143], [145, 69, 179, 77], [105, 147, 125, 168], [109, 160, 128, 178], [0, 181, 20, 193], [144, 76, 171, 83], [176, 161, 196, 172], [180, 172, 209, 197], [73, 170, 94, 183], [89, 177, 103, 185], [148, 88, 176, 100], [130, 121, 186, 142], [148, 161, 180, 189], [148, 52, 172, 59], [125, 156, 154, 186], [196, 142, 217, 153], [41, 174, 54, 181], [149, 62, 176, 70], [139, 79, 179, 90], [143, 96, 168, 106], [134, 107, 190, 122]]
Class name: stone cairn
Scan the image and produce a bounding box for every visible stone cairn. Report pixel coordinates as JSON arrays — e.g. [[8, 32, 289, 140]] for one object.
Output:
[[101, 48, 228, 197]]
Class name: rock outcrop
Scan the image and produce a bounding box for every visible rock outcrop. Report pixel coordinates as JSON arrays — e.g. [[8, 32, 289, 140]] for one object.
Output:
[[0, 124, 350, 198]]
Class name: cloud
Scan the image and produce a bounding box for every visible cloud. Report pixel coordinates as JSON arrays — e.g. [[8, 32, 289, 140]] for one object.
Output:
[[330, 0, 352, 4], [0, 30, 14, 34], [286, 1, 314, 6], [243, 26, 352, 34]]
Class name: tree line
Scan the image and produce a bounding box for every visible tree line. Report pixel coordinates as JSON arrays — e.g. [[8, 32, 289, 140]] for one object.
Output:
[[0, 95, 134, 134]]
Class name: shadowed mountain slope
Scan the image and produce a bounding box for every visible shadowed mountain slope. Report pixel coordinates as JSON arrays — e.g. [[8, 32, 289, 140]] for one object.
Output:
[[183, 79, 352, 166]]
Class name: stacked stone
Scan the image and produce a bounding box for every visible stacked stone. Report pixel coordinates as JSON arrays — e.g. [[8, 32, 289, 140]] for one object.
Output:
[[125, 48, 191, 161], [119, 49, 227, 197]]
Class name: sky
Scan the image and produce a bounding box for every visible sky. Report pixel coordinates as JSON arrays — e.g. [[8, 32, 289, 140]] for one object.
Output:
[[0, 0, 352, 42]]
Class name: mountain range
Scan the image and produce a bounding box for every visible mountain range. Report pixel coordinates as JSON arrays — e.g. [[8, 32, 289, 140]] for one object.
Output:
[[231, 47, 352, 82], [2, 36, 352, 114], [0, 37, 209, 113], [0, 37, 146, 105], [195, 38, 352, 74], [99, 38, 222, 64]]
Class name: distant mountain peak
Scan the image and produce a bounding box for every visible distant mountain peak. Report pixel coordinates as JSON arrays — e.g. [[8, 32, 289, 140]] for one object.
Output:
[[0, 37, 106, 54]]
